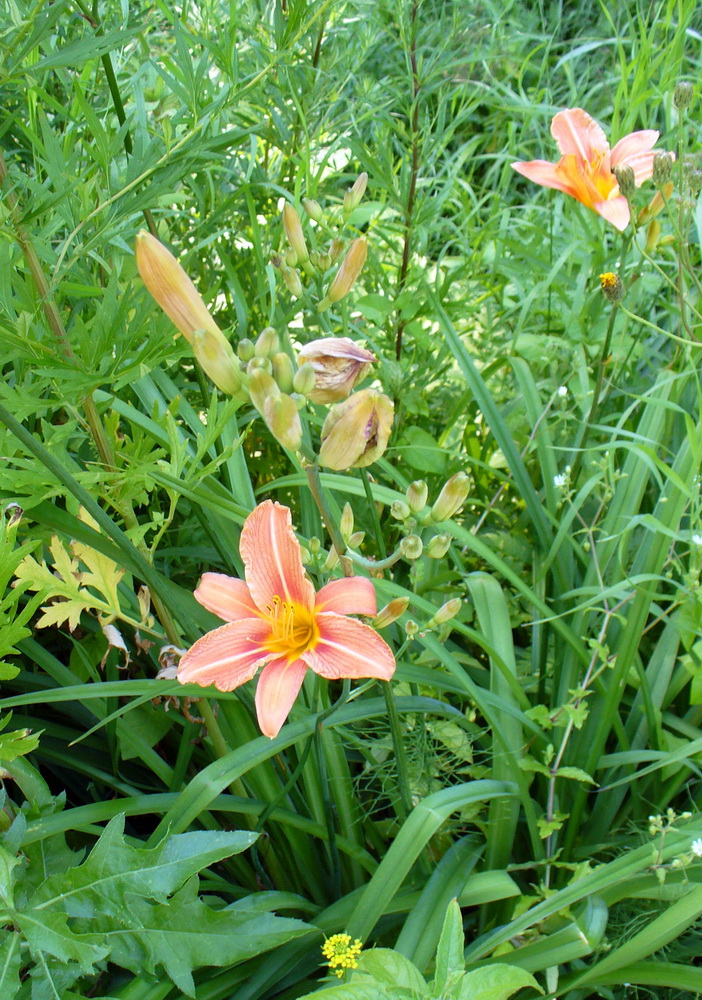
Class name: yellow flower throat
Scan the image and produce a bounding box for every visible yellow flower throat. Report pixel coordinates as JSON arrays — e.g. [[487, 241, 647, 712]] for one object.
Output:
[[265, 596, 319, 659]]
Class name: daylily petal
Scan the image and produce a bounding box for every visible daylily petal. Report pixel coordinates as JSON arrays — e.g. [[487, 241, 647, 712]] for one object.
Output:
[[593, 196, 630, 232], [610, 130, 659, 169], [315, 577, 377, 616], [511, 159, 580, 199], [255, 657, 308, 738], [551, 108, 608, 160], [240, 500, 315, 613], [177, 618, 272, 690], [304, 613, 396, 680], [194, 572, 261, 622]]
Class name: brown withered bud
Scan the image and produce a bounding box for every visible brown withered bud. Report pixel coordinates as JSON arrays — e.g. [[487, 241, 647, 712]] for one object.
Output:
[[298, 336, 376, 404]]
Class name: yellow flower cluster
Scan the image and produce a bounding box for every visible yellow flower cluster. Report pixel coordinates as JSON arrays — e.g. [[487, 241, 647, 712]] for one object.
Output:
[[321, 934, 363, 978]]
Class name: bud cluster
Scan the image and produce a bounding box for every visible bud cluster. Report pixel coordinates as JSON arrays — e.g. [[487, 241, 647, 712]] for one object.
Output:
[[273, 172, 370, 310]]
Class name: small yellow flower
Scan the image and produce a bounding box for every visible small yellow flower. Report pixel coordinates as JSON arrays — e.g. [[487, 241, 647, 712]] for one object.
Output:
[[599, 272, 624, 302], [321, 934, 363, 978]]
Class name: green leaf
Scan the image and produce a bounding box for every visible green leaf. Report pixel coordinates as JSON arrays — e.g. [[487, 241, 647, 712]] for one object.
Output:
[[297, 985, 402, 1000], [0, 933, 21, 1000], [32, 814, 257, 918], [353, 949, 427, 996], [99, 878, 311, 997], [399, 427, 447, 474], [455, 964, 542, 1000], [554, 766, 596, 784], [432, 900, 465, 994], [17, 908, 108, 970]]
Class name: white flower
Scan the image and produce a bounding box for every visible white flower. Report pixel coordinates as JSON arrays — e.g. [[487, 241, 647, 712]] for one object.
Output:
[[553, 473, 567, 489], [691, 838, 702, 857], [692, 534, 702, 547], [557, 385, 568, 397]]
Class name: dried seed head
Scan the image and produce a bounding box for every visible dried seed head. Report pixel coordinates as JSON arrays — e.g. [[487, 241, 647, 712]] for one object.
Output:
[[599, 272, 624, 303]]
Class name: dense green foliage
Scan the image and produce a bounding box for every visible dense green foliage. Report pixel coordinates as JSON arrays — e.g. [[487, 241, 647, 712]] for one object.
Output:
[[2, 0, 702, 997]]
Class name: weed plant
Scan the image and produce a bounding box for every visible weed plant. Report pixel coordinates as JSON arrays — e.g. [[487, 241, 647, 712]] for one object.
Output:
[[2, 0, 702, 998]]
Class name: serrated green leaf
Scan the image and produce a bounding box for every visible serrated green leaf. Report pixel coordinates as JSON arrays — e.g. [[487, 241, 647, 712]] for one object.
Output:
[[32, 815, 257, 918], [455, 964, 542, 1000], [298, 986, 401, 1000], [352, 949, 427, 996], [433, 900, 465, 994], [17, 909, 108, 970], [98, 877, 311, 997]]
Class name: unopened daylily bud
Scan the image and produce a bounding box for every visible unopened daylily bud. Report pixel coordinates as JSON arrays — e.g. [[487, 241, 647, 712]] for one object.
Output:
[[319, 389, 394, 470], [263, 393, 303, 451], [135, 231, 222, 346], [653, 152, 674, 187], [298, 337, 376, 403], [290, 392, 307, 410], [614, 165, 636, 200], [430, 598, 462, 626], [309, 250, 320, 269], [431, 472, 470, 522], [329, 238, 345, 263], [344, 172, 368, 215], [248, 368, 280, 413], [373, 597, 410, 629], [282, 203, 309, 263], [247, 356, 272, 376], [318, 238, 367, 311], [270, 251, 284, 270], [191, 329, 243, 396], [599, 272, 624, 303], [347, 531, 365, 548], [285, 248, 298, 267], [405, 619, 419, 637], [324, 547, 340, 570], [639, 181, 674, 223], [645, 218, 661, 253], [406, 480, 428, 513], [303, 198, 324, 222], [255, 326, 280, 358], [272, 352, 295, 392], [674, 81, 694, 110], [391, 500, 411, 521], [340, 503, 354, 542], [238, 338, 255, 362], [400, 534, 423, 560], [317, 252, 332, 271], [426, 533, 451, 559], [308, 536, 321, 554], [283, 267, 304, 298], [293, 362, 317, 397]]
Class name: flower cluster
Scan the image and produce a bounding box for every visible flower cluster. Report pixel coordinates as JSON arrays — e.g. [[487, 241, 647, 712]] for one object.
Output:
[[321, 934, 363, 978]]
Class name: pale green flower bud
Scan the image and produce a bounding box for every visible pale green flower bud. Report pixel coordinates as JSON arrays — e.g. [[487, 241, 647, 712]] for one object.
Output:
[[282, 203, 309, 263], [614, 165, 636, 199], [247, 356, 272, 375], [405, 619, 419, 637], [347, 531, 365, 548], [400, 534, 423, 560], [674, 81, 694, 110], [391, 500, 411, 521], [191, 329, 243, 397], [406, 480, 428, 513], [653, 152, 674, 187], [238, 338, 255, 362], [303, 198, 324, 222], [290, 392, 307, 410], [248, 368, 280, 413], [283, 267, 303, 298], [317, 252, 331, 271], [373, 597, 410, 629], [324, 547, 340, 570], [329, 238, 344, 263], [255, 326, 280, 358], [272, 352, 295, 393], [429, 598, 462, 626], [308, 536, 321, 554], [426, 534, 451, 559], [431, 473, 469, 522], [340, 503, 354, 542], [293, 361, 317, 397], [263, 393, 303, 451], [285, 248, 298, 267], [318, 238, 367, 311], [343, 172, 368, 215]]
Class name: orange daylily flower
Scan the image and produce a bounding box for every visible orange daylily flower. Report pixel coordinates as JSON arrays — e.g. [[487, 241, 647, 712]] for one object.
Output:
[[178, 500, 396, 738], [512, 108, 671, 231]]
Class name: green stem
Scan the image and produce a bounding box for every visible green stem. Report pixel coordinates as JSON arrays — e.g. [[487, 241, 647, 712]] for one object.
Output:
[[304, 461, 353, 576], [383, 682, 413, 821], [360, 467, 387, 558]]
